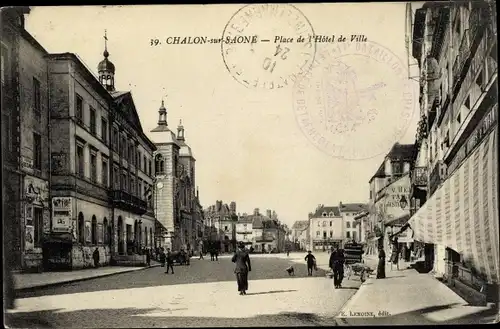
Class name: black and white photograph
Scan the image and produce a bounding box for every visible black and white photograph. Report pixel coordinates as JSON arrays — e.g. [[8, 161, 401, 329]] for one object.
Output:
[[1, 1, 498, 327]]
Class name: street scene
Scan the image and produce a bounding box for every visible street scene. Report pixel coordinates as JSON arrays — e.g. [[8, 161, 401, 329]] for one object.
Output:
[[2, 1, 499, 327]]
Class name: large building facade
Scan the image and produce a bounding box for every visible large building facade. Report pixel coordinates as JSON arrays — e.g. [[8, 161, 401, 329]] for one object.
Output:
[[408, 1, 497, 304], [2, 7, 50, 271], [2, 10, 159, 271], [46, 36, 157, 269]]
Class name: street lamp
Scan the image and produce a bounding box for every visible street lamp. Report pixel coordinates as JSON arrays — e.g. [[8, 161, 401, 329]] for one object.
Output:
[[399, 196, 408, 210]]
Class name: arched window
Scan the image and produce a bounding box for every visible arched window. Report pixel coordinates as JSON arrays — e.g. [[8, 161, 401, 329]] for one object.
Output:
[[346, 222, 351, 229], [92, 216, 97, 245], [322, 212, 327, 217], [155, 154, 164, 175], [78, 212, 85, 244], [103, 217, 108, 244]]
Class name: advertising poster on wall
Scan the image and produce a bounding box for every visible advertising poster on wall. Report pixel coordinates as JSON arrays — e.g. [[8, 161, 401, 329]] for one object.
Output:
[[85, 221, 91, 243], [25, 225, 35, 250], [98, 223, 103, 244], [52, 197, 72, 233]]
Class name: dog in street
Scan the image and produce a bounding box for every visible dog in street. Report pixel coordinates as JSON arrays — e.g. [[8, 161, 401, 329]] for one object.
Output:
[[286, 265, 295, 276]]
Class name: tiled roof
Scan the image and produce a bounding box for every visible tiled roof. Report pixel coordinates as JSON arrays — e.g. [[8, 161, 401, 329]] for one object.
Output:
[[312, 206, 341, 218], [369, 143, 415, 181], [339, 203, 368, 213], [238, 216, 253, 224]]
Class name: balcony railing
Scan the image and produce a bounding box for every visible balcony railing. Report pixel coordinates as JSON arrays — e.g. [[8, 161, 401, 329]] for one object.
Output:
[[110, 190, 148, 215], [428, 160, 446, 196], [411, 167, 428, 187]]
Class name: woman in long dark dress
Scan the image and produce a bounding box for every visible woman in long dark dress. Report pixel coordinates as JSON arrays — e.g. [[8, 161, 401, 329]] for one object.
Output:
[[377, 247, 386, 279], [389, 236, 401, 270], [232, 242, 252, 295]]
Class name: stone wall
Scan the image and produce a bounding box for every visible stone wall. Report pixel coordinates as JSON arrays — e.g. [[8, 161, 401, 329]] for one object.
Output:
[[71, 245, 111, 269]]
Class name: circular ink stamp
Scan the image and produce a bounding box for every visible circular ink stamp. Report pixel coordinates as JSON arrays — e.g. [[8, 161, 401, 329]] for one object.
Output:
[[293, 40, 416, 160], [222, 4, 316, 90]]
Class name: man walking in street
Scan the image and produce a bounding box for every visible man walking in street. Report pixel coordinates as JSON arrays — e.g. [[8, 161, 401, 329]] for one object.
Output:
[[329, 246, 346, 288], [304, 250, 316, 276], [165, 248, 175, 274]]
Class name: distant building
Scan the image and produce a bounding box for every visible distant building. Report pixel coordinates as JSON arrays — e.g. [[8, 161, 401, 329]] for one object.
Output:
[[291, 220, 309, 251], [235, 215, 253, 247], [338, 202, 368, 243], [308, 205, 343, 251], [205, 200, 238, 252]]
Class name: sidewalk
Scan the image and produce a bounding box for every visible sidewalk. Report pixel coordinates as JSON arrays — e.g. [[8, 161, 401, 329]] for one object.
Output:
[[14, 262, 160, 291], [337, 260, 498, 325]]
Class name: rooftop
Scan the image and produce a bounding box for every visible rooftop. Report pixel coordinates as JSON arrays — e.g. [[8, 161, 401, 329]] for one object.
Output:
[[369, 143, 415, 182], [311, 206, 341, 218]]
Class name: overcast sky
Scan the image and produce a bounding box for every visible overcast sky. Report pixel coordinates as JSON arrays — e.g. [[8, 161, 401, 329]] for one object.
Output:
[[25, 3, 422, 226]]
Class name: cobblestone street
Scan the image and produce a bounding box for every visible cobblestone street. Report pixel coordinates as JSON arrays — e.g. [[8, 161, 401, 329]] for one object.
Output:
[[7, 255, 361, 327]]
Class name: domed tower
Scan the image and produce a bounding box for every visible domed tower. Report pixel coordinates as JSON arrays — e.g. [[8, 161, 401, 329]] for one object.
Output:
[[98, 30, 115, 92], [177, 119, 196, 188], [150, 99, 180, 251]]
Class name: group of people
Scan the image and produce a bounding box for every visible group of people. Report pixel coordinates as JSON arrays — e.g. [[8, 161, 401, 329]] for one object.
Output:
[[303, 246, 346, 288], [376, 234, 402, 279]]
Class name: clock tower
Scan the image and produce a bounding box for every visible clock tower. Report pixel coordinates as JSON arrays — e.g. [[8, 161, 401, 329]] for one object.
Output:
[[150, 99, 181, 250]]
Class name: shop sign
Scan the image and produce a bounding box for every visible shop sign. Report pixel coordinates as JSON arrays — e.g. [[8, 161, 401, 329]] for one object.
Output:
[[448, 103, 497, 174], [52, 197, 72, 233], [380, 175, 411, 223]]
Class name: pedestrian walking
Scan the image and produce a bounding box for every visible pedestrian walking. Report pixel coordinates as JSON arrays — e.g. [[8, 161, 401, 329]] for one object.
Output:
[[215, 247, 219, 261], [199, 248, 204, 260], [93, 247, 100, 268], [165, 248, 175, 274], [304, 250, 316, 276], [389, 235, 401, 271], [329, 246, 345, 288], [232, 241, 252, 295], [377, 244, 386, 279], [146, 248, 151, 266]]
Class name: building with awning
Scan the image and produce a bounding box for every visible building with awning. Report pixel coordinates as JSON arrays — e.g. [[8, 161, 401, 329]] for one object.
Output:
[[408, 0, 497, 305], [409, 129, 498, 284]]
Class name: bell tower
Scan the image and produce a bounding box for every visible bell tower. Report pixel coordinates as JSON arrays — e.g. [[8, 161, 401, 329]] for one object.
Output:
[[98, 30, 116, 91], [151, 98, 181, 251]]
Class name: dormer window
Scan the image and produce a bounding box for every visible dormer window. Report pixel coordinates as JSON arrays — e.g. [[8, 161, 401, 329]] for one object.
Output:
[[329, 212, 334, 217], [322, 212, 327, 217]]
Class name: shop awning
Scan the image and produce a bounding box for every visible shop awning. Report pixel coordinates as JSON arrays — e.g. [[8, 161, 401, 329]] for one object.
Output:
[[409, 130, 499, 283]]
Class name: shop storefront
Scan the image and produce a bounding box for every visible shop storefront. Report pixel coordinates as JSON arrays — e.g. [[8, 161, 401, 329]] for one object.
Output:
[[409, 129, 498, 304]]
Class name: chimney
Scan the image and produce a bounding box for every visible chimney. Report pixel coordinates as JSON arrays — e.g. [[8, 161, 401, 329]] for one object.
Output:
[[340, 201, 343, 208], [272, 210, 277, 219], [230, 201, 236, 212], [308, 212, 314, 219], [216, 200, 222, 212], [266, 209, 272, 218], [254, 208, 259, 216]]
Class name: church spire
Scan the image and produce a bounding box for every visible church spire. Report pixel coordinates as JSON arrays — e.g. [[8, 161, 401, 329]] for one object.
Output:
[[177, 119, 185, 141], [158, 99, 168, 126], [98, 29, 116, 91]]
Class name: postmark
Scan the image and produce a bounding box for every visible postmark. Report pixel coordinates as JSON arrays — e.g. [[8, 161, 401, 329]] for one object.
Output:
[[293, 40, 416, 160], [221, 4, 316, 90]]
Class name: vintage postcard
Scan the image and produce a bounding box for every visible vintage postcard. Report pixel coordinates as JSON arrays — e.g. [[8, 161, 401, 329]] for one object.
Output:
[[2, 1, 498, 327]]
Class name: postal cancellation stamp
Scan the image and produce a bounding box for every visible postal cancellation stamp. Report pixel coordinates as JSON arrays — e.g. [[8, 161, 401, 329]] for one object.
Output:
[[221, 4, 316, 90], [293, 40, 416, 160]]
